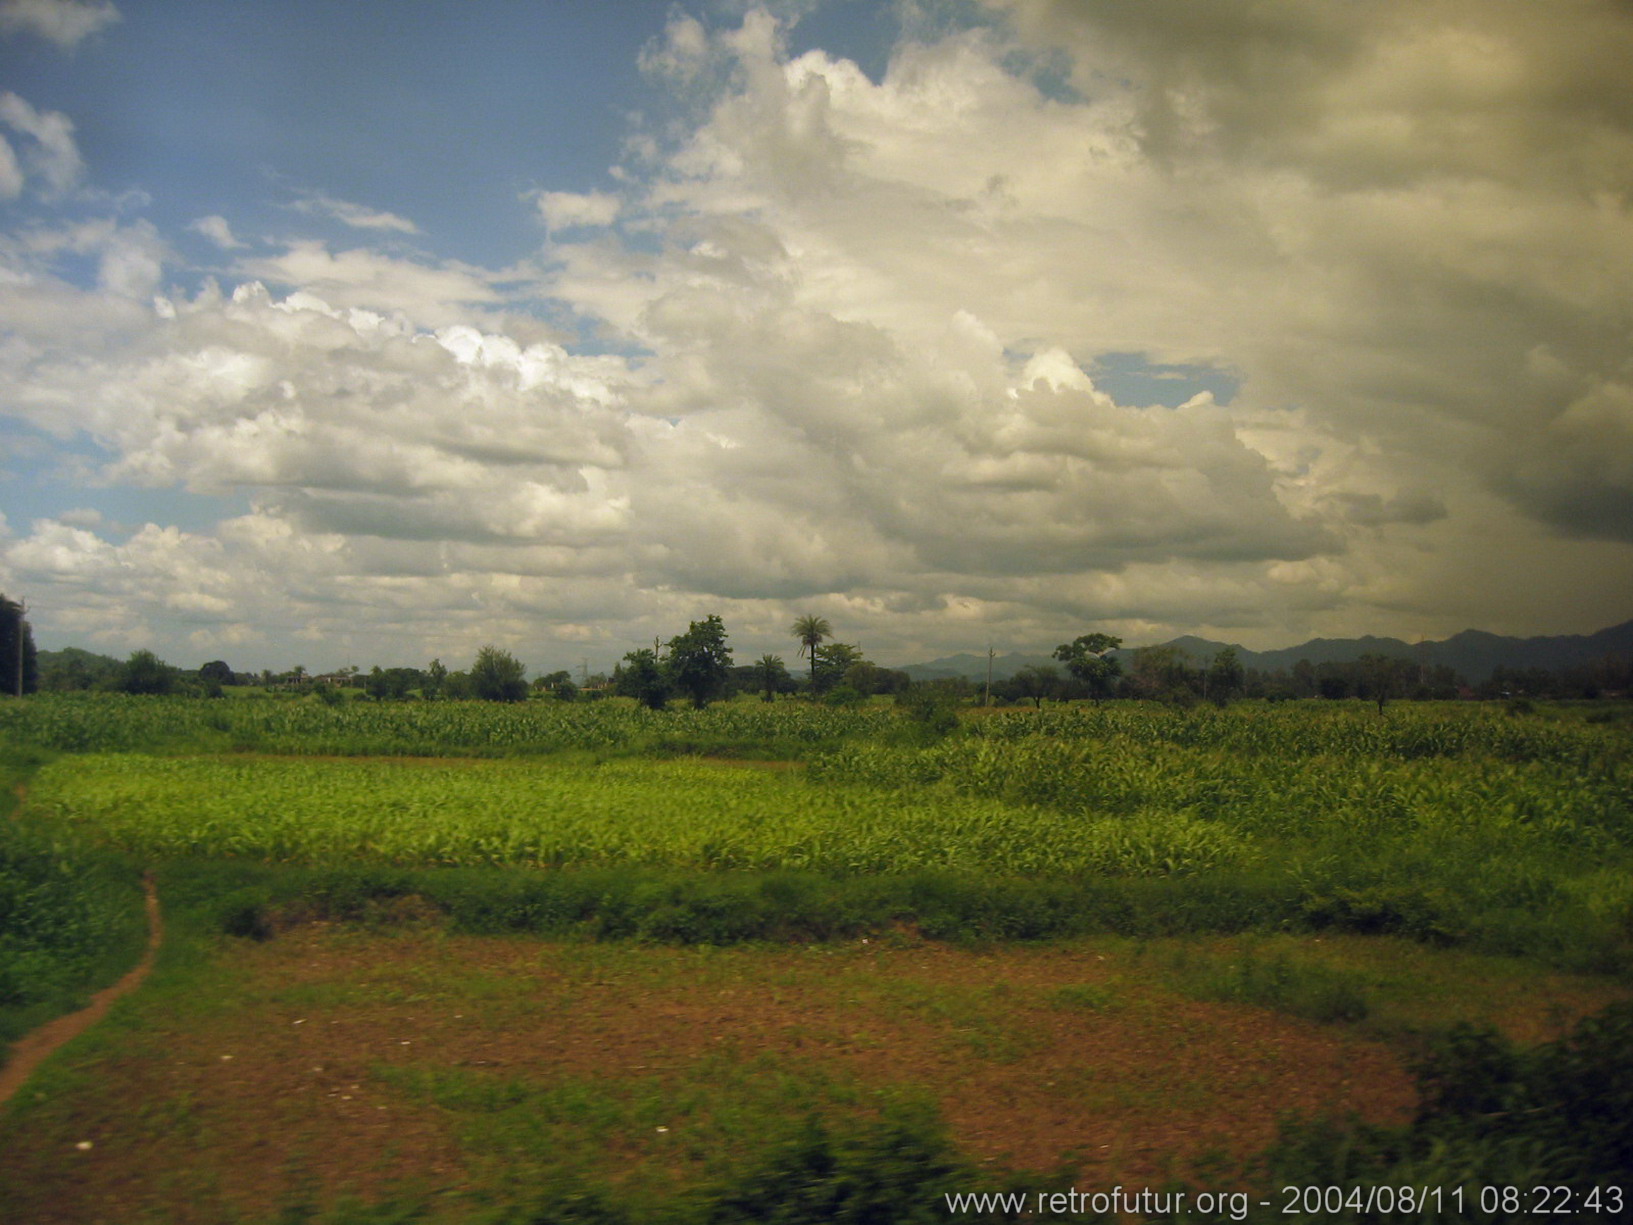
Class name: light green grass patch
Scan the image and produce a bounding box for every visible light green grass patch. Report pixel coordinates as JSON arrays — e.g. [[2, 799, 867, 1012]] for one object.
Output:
[[30, 753, 1248, 877]]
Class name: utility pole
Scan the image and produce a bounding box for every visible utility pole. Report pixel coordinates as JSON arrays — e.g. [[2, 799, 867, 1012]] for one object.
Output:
[[985, 643, 994, 707], [14, 599, 25, 699]]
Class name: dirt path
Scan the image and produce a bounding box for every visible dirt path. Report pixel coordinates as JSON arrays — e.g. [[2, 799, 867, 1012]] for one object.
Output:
[[0, 875, 162, 1110]]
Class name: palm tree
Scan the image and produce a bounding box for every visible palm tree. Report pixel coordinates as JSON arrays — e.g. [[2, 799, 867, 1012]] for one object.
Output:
[[790, 615, 832, 692], [757, 653, 787, 703]]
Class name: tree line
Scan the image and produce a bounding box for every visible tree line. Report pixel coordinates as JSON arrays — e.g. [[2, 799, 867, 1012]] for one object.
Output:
[[998, 640, 1429, 713], [997, 643, 1629, 708], [607, 615, 912, 710], [6, 591, 1628, 706], [10, 614, 913, 709], [23, 647, 541, 703]]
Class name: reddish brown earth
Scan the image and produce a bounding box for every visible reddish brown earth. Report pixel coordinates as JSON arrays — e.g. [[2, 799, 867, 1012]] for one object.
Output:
[[0, 924, 1622, 1224], [0, 928, 1405, 1223]]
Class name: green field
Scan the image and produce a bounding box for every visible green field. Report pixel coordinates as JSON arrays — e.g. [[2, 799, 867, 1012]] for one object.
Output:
[[2, 694, 1631, 1222], [17, 698, 1633, 964], [28, 754, 1246, 877]]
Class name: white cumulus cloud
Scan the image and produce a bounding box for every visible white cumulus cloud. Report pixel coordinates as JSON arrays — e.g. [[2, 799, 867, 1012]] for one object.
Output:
[[0, 132, 22, 198], [0, 91, 85, 195], [535, 190, 622, 231], [5, 2, 1632, 668], [0, 0, 118, 48], [189, 215, 244, 249]]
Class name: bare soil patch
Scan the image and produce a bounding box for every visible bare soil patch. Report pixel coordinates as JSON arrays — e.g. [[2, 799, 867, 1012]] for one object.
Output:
[[0, 928, 1621, 1224]]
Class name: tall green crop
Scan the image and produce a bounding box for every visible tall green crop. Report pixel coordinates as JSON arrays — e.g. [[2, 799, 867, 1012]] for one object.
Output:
[[0, 693, 907, 758], [30, 755, 1245, 878]]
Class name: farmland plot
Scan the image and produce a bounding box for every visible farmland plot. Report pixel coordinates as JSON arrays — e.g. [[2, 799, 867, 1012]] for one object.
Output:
[[29, 754, 1245, 877], [4, 698, 1633, 1223]]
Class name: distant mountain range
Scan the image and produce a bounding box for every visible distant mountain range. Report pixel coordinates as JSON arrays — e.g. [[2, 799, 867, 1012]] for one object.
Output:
[[895, 619, 1633, 684]]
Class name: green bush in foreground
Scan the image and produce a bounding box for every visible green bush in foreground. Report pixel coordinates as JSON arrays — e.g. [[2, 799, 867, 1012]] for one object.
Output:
[[1259, 1001, 1633, 1221], [0, 803, 146, 1050], [167, 859, 1332, 948]]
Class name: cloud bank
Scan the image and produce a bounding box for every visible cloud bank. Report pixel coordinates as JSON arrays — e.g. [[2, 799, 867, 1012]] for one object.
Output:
[[2, 1, 1631, 669]]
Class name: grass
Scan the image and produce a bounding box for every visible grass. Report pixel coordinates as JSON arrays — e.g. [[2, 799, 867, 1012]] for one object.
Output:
[[2, 695, 1630, 1220], [0, 745, 148, 1057], [1160, 940, 1372, 1023], [1126, 930, 1633, 1057], [369, 1057, 956, 1219], [17, 697, 1630, 969]]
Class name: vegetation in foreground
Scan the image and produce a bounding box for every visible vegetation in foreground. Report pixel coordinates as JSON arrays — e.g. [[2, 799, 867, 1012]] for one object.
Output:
[[0, 746, 146, 1052], [1, 909, 1628, 1224], [1, 693, 1629, 1220]]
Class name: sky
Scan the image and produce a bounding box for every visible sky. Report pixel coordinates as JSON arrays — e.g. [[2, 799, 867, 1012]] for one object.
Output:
[[1, 0, 1631, 675]]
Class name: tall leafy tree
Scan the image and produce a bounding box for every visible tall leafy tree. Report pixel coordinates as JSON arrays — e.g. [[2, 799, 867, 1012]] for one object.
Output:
[[666, 615, 733, 709], [536, 669, 578, 701], [37, 647, 120, 692], [790, 614, 832, 691], [469, 645, 528, 702], [1206, 647, 1244, 705], [836, 658, 909, 698], [1128, 644, 1194, 701], [1006, 663, 1062, 709], [198, 659, 235, 687], [1358, 653, 1415, 714], [367, 666, 421, 700], [615, 647, 671, 710], [0, 593, 37, 696], [811, 641, 862, 695], [1053, 633, 1124, 703]]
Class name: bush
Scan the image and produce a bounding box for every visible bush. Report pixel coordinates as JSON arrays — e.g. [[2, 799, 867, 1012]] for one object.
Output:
[[1300, 884, 1464, 946], [1267, 1000, 1633, 1200], [0, 810, 146, 1045], [119, 648, 176, 696], [706, 1102, 978, 1225], [894, 687, 960, 742]]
